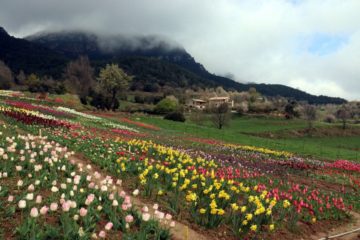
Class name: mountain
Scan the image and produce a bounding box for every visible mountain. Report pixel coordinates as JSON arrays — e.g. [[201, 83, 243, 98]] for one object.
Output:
[[0, 27, 346, 104], [0, 27, 68, 77]]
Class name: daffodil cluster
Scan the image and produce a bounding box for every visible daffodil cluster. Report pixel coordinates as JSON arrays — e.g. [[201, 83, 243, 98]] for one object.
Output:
[[115, 139, 278, 236]]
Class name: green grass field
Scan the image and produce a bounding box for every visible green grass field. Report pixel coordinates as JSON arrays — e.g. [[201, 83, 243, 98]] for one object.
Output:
[[134, 114, 360, 161]]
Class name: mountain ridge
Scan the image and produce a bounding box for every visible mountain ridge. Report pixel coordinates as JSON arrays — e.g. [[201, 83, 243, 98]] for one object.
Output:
[[0, 27, 347, 104]]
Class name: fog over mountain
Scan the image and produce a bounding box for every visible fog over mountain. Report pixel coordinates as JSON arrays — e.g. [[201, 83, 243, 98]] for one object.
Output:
[[0, 0, 359, 100]]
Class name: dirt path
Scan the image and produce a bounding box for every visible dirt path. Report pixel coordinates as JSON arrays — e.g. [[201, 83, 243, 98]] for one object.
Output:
[[68, 154, 211, 240], [307, 212, 360, 240]]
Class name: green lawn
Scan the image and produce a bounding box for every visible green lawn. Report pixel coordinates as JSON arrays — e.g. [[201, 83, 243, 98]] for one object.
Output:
[[135, 115, 360, 161]]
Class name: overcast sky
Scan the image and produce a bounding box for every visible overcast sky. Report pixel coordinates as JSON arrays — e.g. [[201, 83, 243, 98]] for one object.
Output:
[[0, 0, 359, 100]]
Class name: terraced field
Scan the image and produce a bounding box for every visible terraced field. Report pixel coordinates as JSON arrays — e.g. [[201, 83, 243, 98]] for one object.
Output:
[[0, 90, 359, 239]]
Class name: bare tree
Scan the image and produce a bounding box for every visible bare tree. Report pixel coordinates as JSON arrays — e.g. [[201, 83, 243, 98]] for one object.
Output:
[[64, 56, 95, 103], [189, 109, 207, 125], [336, 105, 351, 129], [303, 104, 317, 129], [210, 103, 230, 129]]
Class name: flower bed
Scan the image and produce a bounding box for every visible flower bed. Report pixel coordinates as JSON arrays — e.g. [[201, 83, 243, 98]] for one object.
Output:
[[104, 122, 139, 133], [5, 100, 74, 118], [0, 127, 171, 239], [0, 106, 75, 128], [326, 160, 360, 172], [56, 107, 102, 120]]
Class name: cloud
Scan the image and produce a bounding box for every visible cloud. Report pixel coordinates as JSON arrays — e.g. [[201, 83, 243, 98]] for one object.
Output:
[[0, 0, 359, 100]]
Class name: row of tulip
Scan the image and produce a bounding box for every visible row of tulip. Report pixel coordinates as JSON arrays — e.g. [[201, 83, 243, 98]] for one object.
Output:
[[0, 90, 23, 97], [115, 140, 350, 233], [184, 136, 293, 158], [0, 124, 171, 239], [0, 105, 76, 128], [56, 106, 102, 120], [5, 100, 75, 119], [45, 127, 350, 239]]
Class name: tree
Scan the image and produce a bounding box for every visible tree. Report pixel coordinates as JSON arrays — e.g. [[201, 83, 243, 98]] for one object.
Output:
[[303, 104, 317, 129], [98, 64, 132, 110], [25, 73, 41, 92], [0, 60, 13, 89], [284, 101, 299, 119], [189, 109, 207, 125], [215, 86, 229, 97], [336, 106, 351, 129], [210, 103, 230, 129], [64, 56, 95, 104], [16, 70, 26, 85], [164, 112, 186, 122], [248, 87, 260, 103], [154, 96, 179, 114]]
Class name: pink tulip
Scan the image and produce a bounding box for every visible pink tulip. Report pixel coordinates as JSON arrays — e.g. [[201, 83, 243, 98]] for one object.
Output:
[[62, 202, 70, 212], [7, 195, 14, 202], [142, 206, 149, 212], [105, 222, 113, 231], [125, 214, 134, 223], [40, 206, 49, 215], [50, 203, 58, 211], [165, 213, 172, 221], [99, 231, 106, 238], [119, 191, 126, 198], [36, 195, 42, 204], [124, 196, 131, 204], [30, 207, 39, 218], [109, 193, 114, 200], [28, 184, 35, 192], [142, 213, 151, 221], [88, 182, 95, 189], [79, 207, 88, 217], [85, 194, 95, 205]]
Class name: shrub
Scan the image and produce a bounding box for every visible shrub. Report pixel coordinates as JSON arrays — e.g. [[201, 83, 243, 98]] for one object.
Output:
[[164, 112, 186, 122], [89, 92, 119, 110], [154, 96, 179, 114], [324, 114, 336, 123]]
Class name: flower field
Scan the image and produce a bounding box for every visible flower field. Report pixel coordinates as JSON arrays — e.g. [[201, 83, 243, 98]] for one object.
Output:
[[0, 92, 359, 239]]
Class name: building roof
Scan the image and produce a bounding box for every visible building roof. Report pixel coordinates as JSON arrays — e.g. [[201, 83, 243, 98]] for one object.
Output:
[[192, 99, 207, 103], [209, 97, 229, 101]]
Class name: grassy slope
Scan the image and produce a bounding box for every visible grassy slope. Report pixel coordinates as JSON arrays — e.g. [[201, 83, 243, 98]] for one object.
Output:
[[135, 115, 360, 161]]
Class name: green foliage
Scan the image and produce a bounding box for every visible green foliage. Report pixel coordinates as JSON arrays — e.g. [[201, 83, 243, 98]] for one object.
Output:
[[164, 111, 186, 122], [98, 64, 132, 94], [97, 64, 132, 110], [284, 101, 300, 119], [154, 96, 179, 114]]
